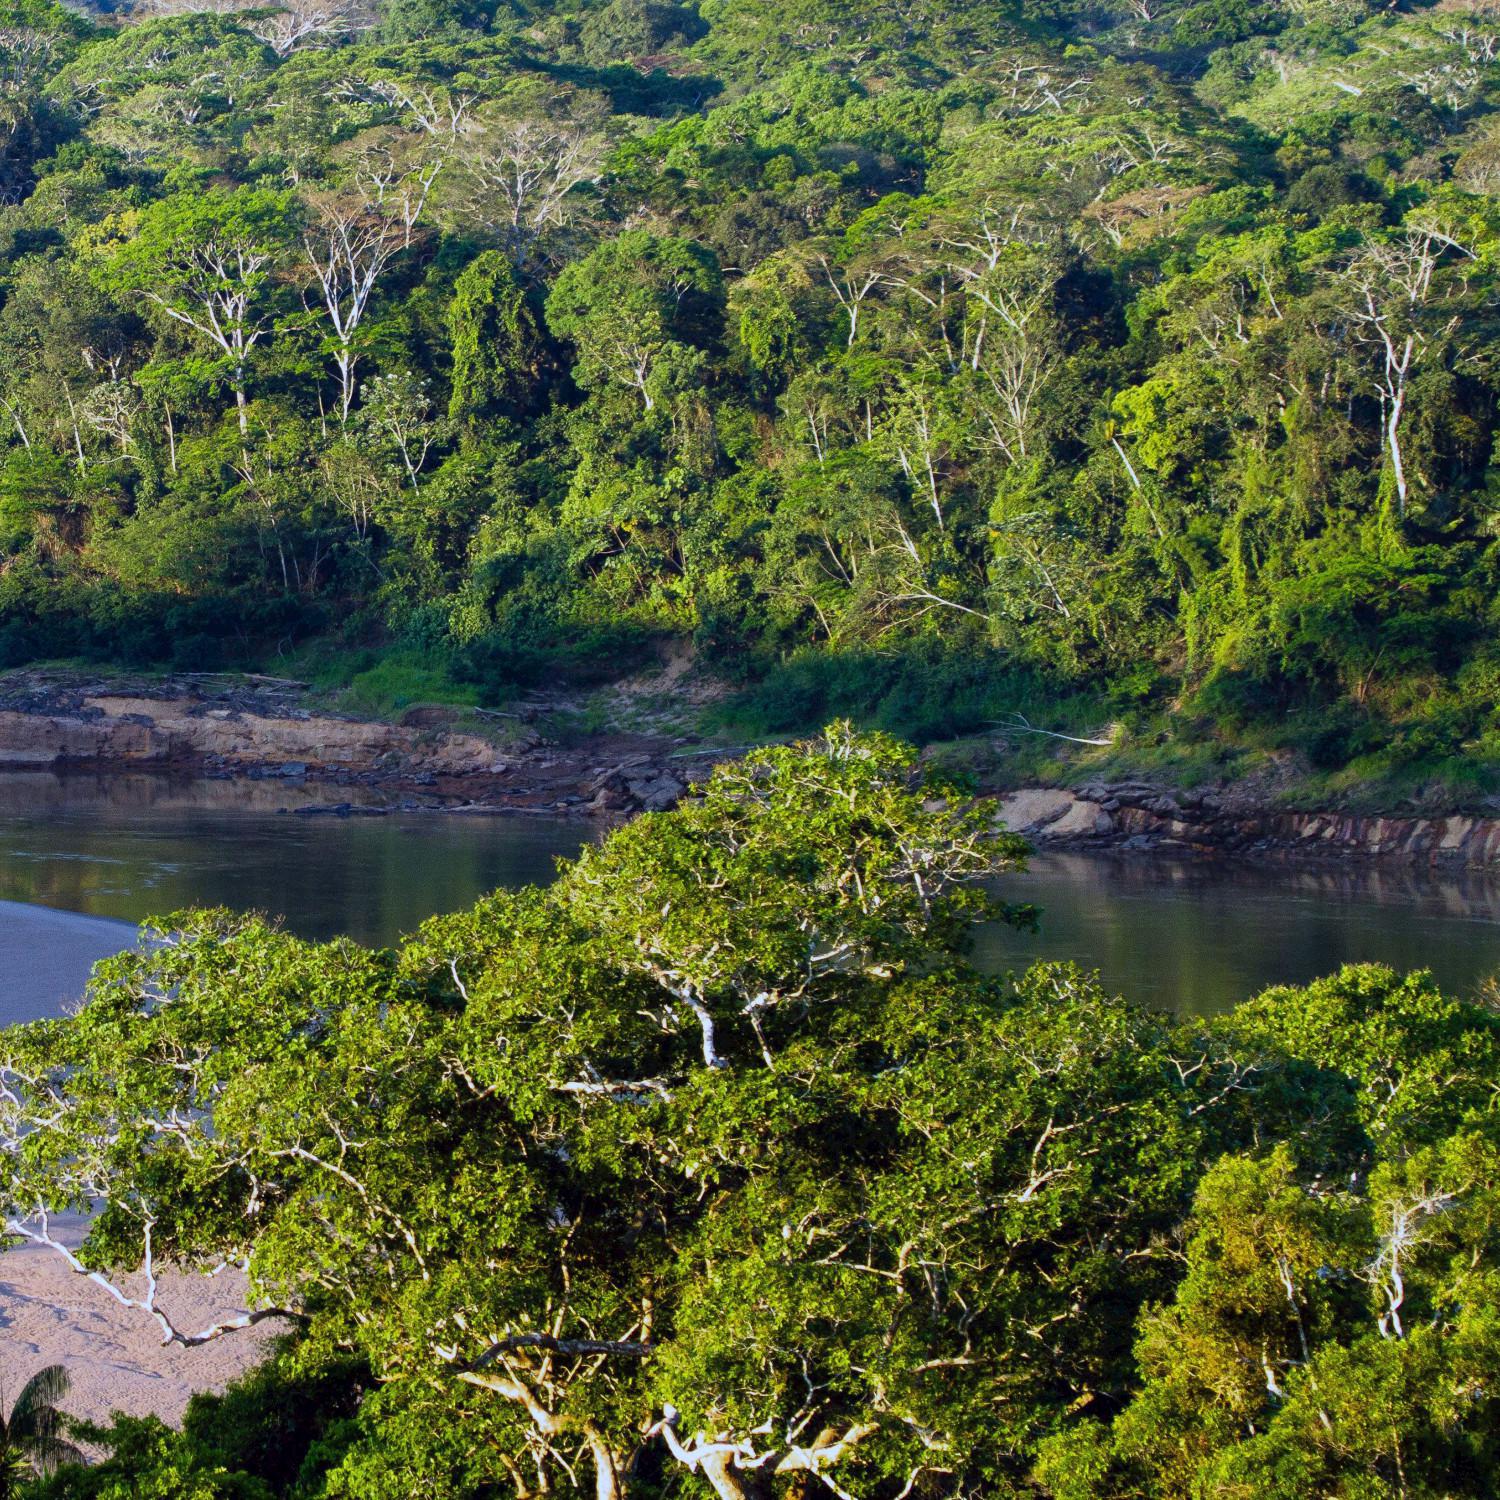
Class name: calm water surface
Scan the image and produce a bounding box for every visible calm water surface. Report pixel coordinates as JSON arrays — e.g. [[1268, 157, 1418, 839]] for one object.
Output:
[[0, 772, 589, 944], [981, 853, 1500, 1016], [3, 772, 1500, 1023]]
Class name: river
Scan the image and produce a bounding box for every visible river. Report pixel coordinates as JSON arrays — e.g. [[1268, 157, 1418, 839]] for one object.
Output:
[[2, 771, 1500, 1023]]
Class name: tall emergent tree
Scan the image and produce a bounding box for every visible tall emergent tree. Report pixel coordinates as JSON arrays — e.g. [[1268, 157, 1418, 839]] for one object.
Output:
[[99, 188, 296, 435]]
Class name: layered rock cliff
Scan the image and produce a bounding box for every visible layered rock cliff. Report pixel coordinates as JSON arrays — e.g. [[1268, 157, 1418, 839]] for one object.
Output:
[[994, 784, 1500, 867], [0, 672, 706, 815], [0, 680, 501, 776]]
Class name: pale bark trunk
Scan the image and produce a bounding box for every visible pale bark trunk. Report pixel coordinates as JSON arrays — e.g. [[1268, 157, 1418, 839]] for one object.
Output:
[[586, 1428, 625, 1500], [699, 1451, 768, 1500], [1387, 378, 1408, 518], [338, 349, 357, 423]]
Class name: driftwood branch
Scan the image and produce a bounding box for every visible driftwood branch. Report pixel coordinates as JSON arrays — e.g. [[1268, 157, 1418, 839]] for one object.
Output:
[[990, 713, 1114, 746]]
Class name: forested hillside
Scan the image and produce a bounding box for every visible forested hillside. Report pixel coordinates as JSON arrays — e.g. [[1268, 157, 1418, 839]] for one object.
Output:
[[2, 0, 1500, 767]]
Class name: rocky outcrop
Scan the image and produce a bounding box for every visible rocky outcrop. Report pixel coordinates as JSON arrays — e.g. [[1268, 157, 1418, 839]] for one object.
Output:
[[995, 782, 1500, 867], [0, 689, 502, 777], [584, 762, 688, 815], [0, 672, 716, 817]]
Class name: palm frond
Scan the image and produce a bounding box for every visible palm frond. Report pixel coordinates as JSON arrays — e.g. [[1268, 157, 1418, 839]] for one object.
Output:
[[7, 1365, 70, 1449], [26, 1433, 83, 1475]]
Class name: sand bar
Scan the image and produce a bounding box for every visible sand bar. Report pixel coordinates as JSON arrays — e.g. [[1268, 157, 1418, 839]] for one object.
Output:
[[0, 901, 272, 1427]]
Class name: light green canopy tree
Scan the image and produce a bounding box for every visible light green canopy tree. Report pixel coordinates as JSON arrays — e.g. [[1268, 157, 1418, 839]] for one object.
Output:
[[95, 188, 297, 435], [0, 726, 1214, 1499]]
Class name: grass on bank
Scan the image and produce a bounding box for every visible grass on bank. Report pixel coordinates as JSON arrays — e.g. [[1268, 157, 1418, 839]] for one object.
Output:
[[10, 633, 1500, 816], [283, 643, 487, 720]]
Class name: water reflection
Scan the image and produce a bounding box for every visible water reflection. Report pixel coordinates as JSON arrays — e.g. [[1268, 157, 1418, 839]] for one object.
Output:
[[978, 852, 1500, 1016], [2, 774, 1500, 1023], [0, 771, 590, 945]]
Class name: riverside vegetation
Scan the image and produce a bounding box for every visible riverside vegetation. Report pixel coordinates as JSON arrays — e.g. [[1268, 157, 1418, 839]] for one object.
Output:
[[4, 0, 1500, 785], [1, 727, 1499, 1498], [6, 0, 1500, 1492]]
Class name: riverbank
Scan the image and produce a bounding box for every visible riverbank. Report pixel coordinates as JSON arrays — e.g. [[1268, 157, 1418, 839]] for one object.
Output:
[[987, 782, 1500, 867], [0, 668, 716, 817], [9, 668, 1500, 867]]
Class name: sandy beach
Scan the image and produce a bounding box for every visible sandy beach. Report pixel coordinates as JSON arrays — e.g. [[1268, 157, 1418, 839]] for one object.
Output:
[[0, 1222, 280, 1428], [0, 899, 136, 1027], [1, 901, 272, 1428]]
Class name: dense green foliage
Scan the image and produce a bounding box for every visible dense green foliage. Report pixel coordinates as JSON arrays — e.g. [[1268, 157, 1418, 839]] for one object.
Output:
[[1, 0, 1500, 762], [4, 727, 1500, 1497]]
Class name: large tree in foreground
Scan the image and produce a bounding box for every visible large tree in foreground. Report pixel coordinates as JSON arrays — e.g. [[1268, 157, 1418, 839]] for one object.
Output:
[[7, 730, 1500, 1498], [8, 725, 1181, 1500]]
